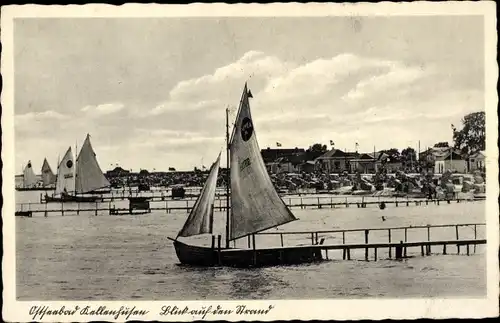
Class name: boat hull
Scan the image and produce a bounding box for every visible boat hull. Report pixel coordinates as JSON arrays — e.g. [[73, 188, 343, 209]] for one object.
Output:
[[16, 187, 55, 191], [170, 238, 323, 268], [89, 189, 111, 194], [44, 194, 103, 203]]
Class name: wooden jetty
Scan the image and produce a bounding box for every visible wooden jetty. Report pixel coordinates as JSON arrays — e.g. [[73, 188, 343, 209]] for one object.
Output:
[[255, 223, 486, 260], [22, 195, 483, 217], [172, 223, 485, 266]]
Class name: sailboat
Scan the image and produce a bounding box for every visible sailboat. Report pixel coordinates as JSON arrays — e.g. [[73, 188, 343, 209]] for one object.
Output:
[[16, 160, 42, 191], [41, 158, 57, 188], [168, 84, 323, 268], [44, 134, 111, 202]]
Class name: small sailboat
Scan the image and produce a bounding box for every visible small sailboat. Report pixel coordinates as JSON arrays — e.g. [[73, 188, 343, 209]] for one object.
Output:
[[41, 158, 57, 188], [16, 161, 41, 191], [168, 84, 323, 268], [44, 134, 110, 202]]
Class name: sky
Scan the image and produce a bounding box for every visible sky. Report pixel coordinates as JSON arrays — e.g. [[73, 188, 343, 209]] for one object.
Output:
[[14, 16, 485, 172]]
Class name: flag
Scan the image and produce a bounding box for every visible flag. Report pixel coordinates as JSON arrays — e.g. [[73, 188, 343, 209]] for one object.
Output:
[[330, 140, 335, 146], [276, 142, 282, 147], [247, 89, 253, 98]]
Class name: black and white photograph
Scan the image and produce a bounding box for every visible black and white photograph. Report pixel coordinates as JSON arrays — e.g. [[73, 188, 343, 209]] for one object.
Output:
[[1, 2, 498, 321]]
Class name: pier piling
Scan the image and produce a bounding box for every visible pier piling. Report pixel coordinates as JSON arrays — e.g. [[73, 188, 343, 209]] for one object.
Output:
[[395, 241, 403, 259], [364, 230, 369, 261], [217, 235, 222, 265], [388, 229, 392, 258]]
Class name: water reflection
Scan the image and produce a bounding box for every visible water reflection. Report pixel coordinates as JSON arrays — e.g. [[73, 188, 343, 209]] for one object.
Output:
[[228, 268, 289, 299]]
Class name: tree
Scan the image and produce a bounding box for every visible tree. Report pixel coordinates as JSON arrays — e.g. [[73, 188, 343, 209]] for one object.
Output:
[[379, 148, 401, 162], [306, 143, 328, 160], [401, 147, 417, 166], [434, 142, 449, 148], [453, 111, 485, 157]]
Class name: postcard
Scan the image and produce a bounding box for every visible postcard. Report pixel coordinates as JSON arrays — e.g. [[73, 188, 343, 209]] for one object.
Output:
[[1, 2, 498, 321]]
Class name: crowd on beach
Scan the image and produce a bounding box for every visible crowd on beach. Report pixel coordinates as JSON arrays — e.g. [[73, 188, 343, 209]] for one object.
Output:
[[107, 167, 486, 199]]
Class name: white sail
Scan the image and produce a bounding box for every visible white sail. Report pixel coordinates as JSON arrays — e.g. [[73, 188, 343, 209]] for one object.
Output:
[[75, 134, 110, 194], [22, 161, 37, 188], [229, 84, 297, 240], [55, 147, 76, 195], [177, 153, 221, 238], [41, 158, 56, 186]]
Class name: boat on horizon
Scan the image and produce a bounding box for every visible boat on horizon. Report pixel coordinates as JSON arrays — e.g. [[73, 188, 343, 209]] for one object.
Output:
[[168, 84, 323, 268], [44, 134, 110, 203], [16, 161, 55, 191]]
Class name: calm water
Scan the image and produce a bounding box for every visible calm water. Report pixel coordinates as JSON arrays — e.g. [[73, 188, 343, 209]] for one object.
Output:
[[16, 191, 486, 300]]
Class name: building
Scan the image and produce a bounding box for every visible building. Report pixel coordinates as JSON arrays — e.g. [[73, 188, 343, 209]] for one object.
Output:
[[105, 166, 130, 178], [261, 147, 306, 164], [262, 147, 307, 174], [434, 150, 467, 173], [468, 151, 486, 172], [316, 149, 359, 173], [298, 160, 318, 173], [316, 149, 402, 174], [349, 153, 377, 173]]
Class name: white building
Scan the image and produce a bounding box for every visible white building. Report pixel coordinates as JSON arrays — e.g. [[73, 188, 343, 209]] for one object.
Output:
[[434, 151, 467, 174], [469, 151, 486, 172]]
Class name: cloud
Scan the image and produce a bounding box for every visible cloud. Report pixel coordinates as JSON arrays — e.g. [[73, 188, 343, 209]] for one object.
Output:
[[150, 51, 293, 116], [15, 110, 69, 122], [343, 63, 428, 102], [138, 50, 483, 162], [81, 102, 125, 115], [14, 50, 484, 171]]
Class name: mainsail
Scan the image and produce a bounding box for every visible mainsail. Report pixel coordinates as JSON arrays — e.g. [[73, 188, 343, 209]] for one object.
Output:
[[55, 147, 76, 195], [75, 134, 110, 194], [177, 153, 221, 238], [23, 161, 37, 188], [229, 84, 297, 240], [41, 158, 56, 186]]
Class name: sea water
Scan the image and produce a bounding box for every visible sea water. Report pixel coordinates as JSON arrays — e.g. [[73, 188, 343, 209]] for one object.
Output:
[[15, 191, 486, 300]]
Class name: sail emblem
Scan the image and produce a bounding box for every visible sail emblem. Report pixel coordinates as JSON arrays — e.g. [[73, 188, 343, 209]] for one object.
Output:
[[66, 160, 73, 168], [27, 162, 32, 168], [241, 117, 253, 142]]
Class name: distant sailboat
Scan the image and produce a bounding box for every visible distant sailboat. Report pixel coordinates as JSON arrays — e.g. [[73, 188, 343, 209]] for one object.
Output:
[[169, 84, 323, 268], [45, 134, 110, 202], [41, 158, 57, 188], [75, 134, 111, 195], [16, 161, 40, 191]]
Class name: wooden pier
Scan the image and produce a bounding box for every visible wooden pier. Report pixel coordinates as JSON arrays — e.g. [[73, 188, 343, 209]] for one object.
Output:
[[255, 223, 486, 261], [19, 195, 483, 217]]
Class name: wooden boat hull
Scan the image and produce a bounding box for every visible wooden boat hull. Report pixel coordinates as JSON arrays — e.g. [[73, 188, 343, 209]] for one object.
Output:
[[89, 189, 111, 194], [44, 194, 103, 203], [170, 238, 323, 268], [16, 187, 55, 191]]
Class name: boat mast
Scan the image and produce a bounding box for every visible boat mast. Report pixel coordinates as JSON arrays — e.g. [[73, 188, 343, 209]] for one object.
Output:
[[225, 107, 230, 249], [75, 140, 78, 195]]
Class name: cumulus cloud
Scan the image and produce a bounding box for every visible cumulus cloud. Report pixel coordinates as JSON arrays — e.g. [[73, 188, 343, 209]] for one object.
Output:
[[81, 102, 125, 115], [150, 51, 293, 116], [343, 63, 428, 102], [15, 50, 483, 171], [140, 50, 482, 160], [15, 110, 69, 122]]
